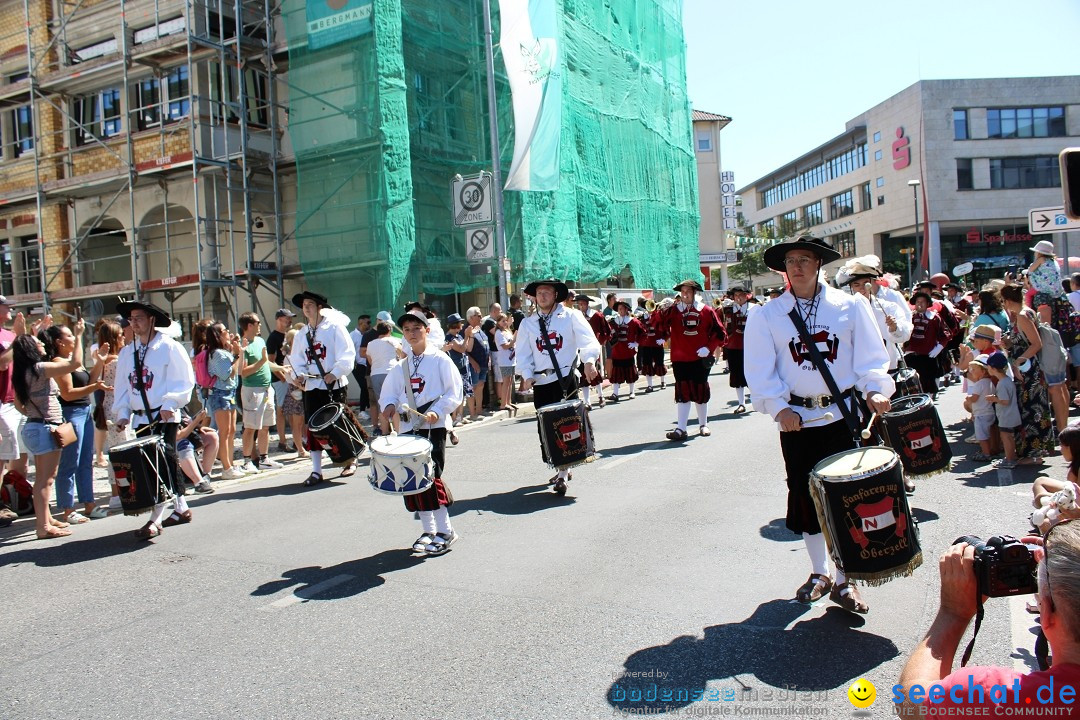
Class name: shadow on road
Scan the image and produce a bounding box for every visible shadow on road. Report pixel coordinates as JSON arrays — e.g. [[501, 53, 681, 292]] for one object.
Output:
[[606, 599, 899, 713], [451, 483, 576, 516], [1, 529, 151, 565], [189, 477, 349, 508], [598, 440, 670, 458], [251, 548, 427, 600], [912, 507, 940, 524], [758, 518, 800, 543]]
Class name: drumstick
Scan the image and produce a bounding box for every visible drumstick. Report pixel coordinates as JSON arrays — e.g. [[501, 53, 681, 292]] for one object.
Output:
[[801, 411, 835, 426], [861, 411, 879, 440]]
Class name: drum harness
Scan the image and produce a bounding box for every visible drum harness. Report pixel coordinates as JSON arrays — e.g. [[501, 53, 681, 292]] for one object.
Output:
[[129, 332, 172, 499], [538, 312, 575, 400], [305, 325, 368, 440], [788, 307, 861, 442], [400, 354, 435, 428]]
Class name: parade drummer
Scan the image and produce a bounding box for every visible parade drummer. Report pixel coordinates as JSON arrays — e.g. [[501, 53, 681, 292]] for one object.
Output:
[[288, 291, 356, 487], [378, 310, 463, 556], [744, 235, 894, 614], [573, 294, 610, 408], [839, 257, 913, 372], [654, 279, 725, 440], [112, 300, 196, 540], [516, 279, 602, 495]]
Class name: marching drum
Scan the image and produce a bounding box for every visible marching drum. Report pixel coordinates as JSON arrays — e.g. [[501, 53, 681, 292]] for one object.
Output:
[[308, 403, 367, 465], [882, 394, 952, 479], [809, 446, 922, 585], [891, 367, 923, 399], [109, 435, 174, 516], [367, 434, 435, 496], [537, 397, 594, 470]]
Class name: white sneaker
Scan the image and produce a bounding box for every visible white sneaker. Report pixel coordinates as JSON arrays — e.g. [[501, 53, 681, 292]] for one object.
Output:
[[240, 461, 260, 474], [358, 410, 371, 421], [220, 467, 245, 481], [260, 458, 284, 469]]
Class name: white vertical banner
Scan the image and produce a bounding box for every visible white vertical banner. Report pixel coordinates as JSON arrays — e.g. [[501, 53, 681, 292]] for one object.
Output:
[[499, 0, 562, 191]]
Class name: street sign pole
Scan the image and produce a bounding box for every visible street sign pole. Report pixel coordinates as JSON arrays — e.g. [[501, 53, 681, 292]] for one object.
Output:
[[482, 0, 510, 309]]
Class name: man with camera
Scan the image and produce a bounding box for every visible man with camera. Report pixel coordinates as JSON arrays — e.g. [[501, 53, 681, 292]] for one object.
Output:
[[897, 530, 1080, 714]]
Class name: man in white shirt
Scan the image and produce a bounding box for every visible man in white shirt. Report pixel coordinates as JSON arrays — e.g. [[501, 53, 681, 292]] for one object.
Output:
[[517, 279, 601, 495], [745, 236, 893, 615], [113, 300, 196, 540], [288, 291, 356, 486]]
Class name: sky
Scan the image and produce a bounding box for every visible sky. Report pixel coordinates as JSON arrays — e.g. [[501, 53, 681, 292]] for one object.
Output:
[[682, 0, 1080, 189]]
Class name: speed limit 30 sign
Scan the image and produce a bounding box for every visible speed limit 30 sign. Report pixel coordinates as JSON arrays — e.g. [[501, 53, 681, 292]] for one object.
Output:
[[453, 173, 493, 227]]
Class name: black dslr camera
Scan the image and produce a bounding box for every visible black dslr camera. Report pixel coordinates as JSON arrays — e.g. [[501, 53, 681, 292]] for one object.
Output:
[[955, 535, 1038, 597]]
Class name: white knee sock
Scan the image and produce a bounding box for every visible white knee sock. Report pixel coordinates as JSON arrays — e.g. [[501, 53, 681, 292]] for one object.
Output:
[[736, 387, 745, 405], [696, 403, 708, 427], [419, 510, 436, 534], [582, 386, 591, 404], [174, 495, 189, 513], [676, 402, 690, 431], [835, 568, 847, 585], [803, 532, 830, 576], [557, 468, 569, 480], [311, 450, 322, 475], [149, 502, 169, 525], [612, 383, 621, 397], [647, 376, 654, 388], [434, 506, 452, 534]]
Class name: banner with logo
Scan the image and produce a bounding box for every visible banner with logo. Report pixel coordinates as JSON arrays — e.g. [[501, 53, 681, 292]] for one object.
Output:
[[500, 0, 561, 191], [306, 0, 373, 51]]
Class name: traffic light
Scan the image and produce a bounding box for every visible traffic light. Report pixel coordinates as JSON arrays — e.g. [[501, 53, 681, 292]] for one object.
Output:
[[1063, 148, 1080, 220]]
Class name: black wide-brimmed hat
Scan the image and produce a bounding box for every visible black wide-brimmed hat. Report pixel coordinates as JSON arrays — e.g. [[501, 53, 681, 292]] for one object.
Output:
[[523, 279, 570, 302], [573, 294, 594, 304], [731, 285, 748, 294], [292, 291, 332, 309], [768, 287, 783, 296], [942, 282, 964, 291], [763, 235, 843, 272], [672, 279, 704, 292], [115, 300, 171, 327], [614, 299, 632, 312], [910, 290, 933, 305]]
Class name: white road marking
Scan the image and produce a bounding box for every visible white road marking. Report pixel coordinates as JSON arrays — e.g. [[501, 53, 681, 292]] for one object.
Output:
[[597, 441, 668, 471], [263, 574, 356, 609]]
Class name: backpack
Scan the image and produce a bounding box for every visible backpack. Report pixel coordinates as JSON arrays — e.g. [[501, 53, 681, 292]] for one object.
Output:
[[0, 470, 34, 516], [193, 349, 215, 389], [1036, 321, 1069, 380]]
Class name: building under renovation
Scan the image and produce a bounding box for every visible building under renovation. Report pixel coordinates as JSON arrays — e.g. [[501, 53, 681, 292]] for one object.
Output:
[[0, 0, 699, 327]]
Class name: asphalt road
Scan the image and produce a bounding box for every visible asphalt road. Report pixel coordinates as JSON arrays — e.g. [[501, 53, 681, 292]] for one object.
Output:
[[0, 369, 1061, 720]]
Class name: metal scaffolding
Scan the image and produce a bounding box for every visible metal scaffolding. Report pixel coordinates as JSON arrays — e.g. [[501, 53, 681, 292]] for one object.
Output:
[[0, 0, 291, 328]]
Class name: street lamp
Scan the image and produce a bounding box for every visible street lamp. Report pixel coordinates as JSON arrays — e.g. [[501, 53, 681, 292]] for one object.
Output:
[[908, 179, 922, 281]]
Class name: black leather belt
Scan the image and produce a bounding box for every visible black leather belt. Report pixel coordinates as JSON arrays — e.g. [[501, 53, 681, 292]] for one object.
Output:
[[25, 418, 44, 424], [789, 388, 854, 409], [133, 407, 161, 416], [534, 368, 572, 377]]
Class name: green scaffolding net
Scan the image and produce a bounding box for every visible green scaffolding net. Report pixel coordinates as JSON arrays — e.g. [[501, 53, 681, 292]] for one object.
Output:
[[281, 0, 699, 319]]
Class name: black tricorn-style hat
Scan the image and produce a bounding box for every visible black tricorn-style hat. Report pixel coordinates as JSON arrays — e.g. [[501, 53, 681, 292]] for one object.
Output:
[[115, 300, 171, 327], [573, 294, 594, 304], [292, 291, 332, 309], [910, 290, 933, 305], [523, 279, 570, 302], [613, 299, 633, 312], [762, 235, 843, 272], [942, 282, 964, 291], [672, 279, 704, 292]]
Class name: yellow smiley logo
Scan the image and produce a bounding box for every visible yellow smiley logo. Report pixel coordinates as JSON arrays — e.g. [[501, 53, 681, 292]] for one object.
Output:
[[847, 678, 876, 709]]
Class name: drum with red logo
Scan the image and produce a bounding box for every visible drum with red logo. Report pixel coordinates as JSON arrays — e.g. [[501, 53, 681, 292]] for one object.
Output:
[[890, 367, 922, 399], [109, 435, 174, 516], [308, 403, 368, 465], [881, 394, 952, 479], [537, 397, 594, 470], [809, 446, 922, 585]]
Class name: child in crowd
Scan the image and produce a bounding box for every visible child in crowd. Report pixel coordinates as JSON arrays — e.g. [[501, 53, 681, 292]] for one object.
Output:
[[963, 355, 1000, 463], [985, 353, 1022, 469], [1032, 424, 1080, 522]]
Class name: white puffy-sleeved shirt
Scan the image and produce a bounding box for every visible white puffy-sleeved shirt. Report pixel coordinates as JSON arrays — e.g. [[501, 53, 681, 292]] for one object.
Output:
[[876, 284, 913, 326], [288, 316, 355, 391], [856, 293, 913, 370], [515, 305, 602, 387], [113, 330, 195, 428], [378, 344, 463, 433], [744, 281, 895, 423]]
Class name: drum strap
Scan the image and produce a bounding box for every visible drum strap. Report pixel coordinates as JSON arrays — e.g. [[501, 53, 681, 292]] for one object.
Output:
[[400, 358, 434, 429], [787, 308, 860, 440], [538, 313, 573, 400], [132, 333, 159, 425], [306, 327, 332, 387]]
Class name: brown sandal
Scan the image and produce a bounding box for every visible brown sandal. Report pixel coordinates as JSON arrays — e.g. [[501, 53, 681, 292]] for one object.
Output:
[[134, 522, 161, 540], [795, 573, 833, 603], [830, 582, 869, 614], [37, 526, 72, 539]]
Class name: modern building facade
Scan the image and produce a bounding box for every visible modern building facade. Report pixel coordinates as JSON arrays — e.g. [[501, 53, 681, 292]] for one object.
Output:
[[738, 76, 1080, 290], [692, 109, 732, 290]]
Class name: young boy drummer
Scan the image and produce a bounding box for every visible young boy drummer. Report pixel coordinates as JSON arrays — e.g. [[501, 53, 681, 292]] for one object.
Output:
[[378, 311, 464, 556]]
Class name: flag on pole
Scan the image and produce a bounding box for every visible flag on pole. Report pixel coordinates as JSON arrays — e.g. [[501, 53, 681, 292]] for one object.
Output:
[[500, 0, 561, 191]]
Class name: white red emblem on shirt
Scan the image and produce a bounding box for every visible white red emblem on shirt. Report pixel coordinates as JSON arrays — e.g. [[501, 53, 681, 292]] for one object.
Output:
[[788, 331, 840, 365]]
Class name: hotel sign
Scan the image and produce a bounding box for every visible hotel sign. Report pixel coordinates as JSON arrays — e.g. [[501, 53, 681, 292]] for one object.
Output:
[[721, 171, 737, 230]]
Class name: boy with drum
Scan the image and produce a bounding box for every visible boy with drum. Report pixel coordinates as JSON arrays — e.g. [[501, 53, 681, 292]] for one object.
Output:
[[378, 311, 464, 555], [744, 235, 894, 614]]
